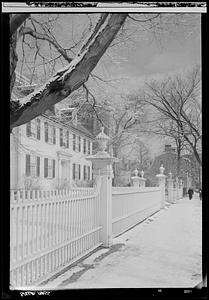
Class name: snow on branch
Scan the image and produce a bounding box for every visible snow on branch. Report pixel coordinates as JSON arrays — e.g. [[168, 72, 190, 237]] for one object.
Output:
[[10, 14, 128, 132]]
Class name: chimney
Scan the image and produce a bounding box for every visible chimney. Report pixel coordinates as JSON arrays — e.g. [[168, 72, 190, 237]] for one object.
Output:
[[165, 144, 172, 152]]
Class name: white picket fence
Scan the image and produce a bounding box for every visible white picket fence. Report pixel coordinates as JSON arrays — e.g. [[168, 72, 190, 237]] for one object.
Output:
[[112, 187, 162, 237], [10, 176, 175, 288], [10, 178, 102, 288]]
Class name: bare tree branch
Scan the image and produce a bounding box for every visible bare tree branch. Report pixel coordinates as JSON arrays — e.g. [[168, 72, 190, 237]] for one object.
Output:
[[128, 14, 160, 23], [20, 27, 73, 63], [140, 67, 201, 166]]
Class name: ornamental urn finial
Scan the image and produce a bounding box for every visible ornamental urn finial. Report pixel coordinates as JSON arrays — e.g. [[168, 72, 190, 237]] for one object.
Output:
[[159, 164, 165, 174], [95, 126, 110, 153], [133, 168, 139, 177]]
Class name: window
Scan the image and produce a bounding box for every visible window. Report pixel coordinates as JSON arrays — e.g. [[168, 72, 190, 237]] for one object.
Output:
[[60, 128, 69, 148], [88, 141, 91, 155], [83, 138, 86, 154], [44, 158, 55, 178], [44, 122, 56, 144], [72, 163, 81, 180], [83, 165, 91, 180], [26, 118, 41, 140], [25, 154, 40, 177], [48, 126, 55, 144]]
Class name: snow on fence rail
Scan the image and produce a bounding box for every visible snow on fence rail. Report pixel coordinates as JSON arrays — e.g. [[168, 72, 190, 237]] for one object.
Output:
[[112, 187, 162, 237], [10, 179, 102, 288]]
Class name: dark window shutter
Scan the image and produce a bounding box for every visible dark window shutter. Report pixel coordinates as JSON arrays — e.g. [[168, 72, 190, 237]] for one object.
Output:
[[88, 141, 90, 154], [53, 127, 56, 144], [83, 165, 86, 180], [88, 166, 90, 180], [73, 134, 76, 151], [52, 160, 55, 178], [44, 158, 48, 178], [36, 156, 40, 177], [83, 139, 86, 154], [60, 128, 63, 146], [26, 122, 31, 137], [44, 122, 48, 142], [79, 136, 81, 152], [73, 163, 75, 180], [37, 119, 41, 140], [26, 154, 30, 176], [66, 131, 69, 148], [79, 164, 81, 180]]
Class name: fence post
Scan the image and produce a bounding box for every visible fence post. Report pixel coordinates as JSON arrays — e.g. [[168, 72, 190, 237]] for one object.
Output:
[[156, 165, 166, 209], [139, 170, 146, 188], [131, 168, 140, 188], [167, 172, 174, 204], [86, 127, 117, 248], [173, 182, 177, 203], [179, 179, 183, 198], [176, 177, 179, 200]]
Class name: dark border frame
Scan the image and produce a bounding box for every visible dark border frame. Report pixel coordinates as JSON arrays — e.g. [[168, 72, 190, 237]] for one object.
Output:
[[1, 9, 207, 300]]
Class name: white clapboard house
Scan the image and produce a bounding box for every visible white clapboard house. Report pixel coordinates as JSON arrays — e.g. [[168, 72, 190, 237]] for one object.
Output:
[[10, 73, 94, 190]]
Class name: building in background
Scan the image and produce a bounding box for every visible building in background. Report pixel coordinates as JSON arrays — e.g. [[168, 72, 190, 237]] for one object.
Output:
[[10, 73, 94, 190], [146, 144, 201, 189]]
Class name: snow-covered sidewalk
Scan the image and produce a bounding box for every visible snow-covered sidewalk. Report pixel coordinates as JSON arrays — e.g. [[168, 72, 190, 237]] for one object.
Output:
[[41, 196, 202, 289]]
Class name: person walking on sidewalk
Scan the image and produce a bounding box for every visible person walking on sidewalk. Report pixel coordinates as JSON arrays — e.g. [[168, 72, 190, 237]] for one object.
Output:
[[188, 188, 194, 200], [199, 188, 202, 201]]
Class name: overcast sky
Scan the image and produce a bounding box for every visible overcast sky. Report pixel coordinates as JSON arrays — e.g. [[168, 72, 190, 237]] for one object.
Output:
[[93, 13, 201, 94]]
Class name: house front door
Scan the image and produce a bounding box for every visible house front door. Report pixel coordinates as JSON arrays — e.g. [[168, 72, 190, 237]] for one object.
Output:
[[61, 160, 70, 186]]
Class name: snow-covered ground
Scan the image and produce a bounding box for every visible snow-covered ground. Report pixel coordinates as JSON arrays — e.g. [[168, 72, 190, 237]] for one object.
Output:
[[40, 195, 202, 289]]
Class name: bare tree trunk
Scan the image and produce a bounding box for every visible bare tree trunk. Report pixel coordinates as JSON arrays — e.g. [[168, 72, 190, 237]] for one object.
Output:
[[177, 148, 181, 178], [10, 31, 18, 93], [193, 146, 202, 166], [10, 14, 30, 37], [183, 134, 202, 166], [10, 14, 127, 132]]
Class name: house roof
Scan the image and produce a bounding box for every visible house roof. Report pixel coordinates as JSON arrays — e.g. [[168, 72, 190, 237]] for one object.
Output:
[[42, 111, 94, 139], [13, 72, 94, 139]]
